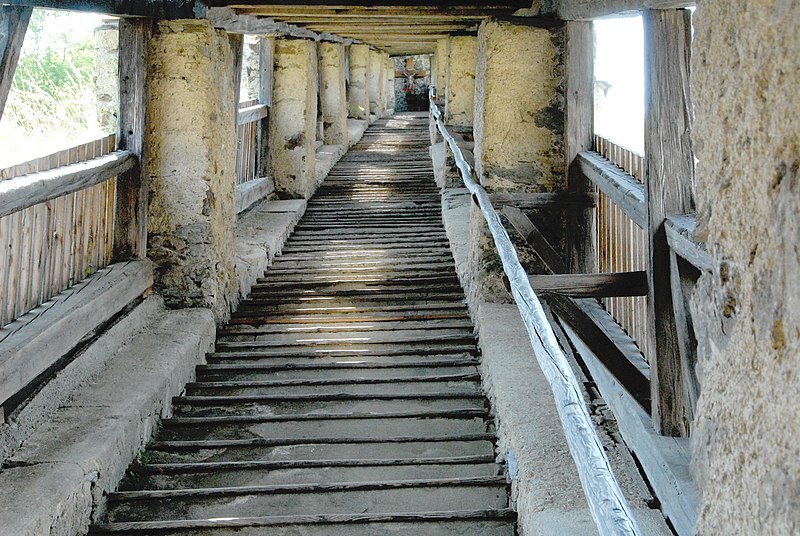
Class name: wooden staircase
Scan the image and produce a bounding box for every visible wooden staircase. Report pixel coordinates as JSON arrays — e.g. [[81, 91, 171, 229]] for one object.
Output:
[[91, 113, 516, 535]]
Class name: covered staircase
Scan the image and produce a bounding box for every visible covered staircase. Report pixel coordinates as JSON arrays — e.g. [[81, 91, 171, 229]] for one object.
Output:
[[90, 114, 516, 535]]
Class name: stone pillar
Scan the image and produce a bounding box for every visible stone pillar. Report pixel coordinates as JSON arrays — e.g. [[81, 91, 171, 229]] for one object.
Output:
[[318, 41, 349, 147], [384, 54, 395, 114], [368, 48, 385, 117], [268, 38, 318, 199], [689, 1, 800, 533], [445, 36, 477, 127], [93, 20, 119, 134], [143, 19, 238, 321], [468, 19, 565, 303], [434, 38, 449, 101], [347, 44, 370, 120]]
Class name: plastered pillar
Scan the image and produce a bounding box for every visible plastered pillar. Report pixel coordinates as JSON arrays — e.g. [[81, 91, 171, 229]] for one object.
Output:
[[435, 38, 449, 102], [445, 36, 477, 127], [384, 54, 395, 114], [468, 19, 566, 304], [368, 48, 385, 117], [347, 44, 370, 120], [143, 19, 238, 321], [318, 41, 349, 147], [268, 38, 318, 199]]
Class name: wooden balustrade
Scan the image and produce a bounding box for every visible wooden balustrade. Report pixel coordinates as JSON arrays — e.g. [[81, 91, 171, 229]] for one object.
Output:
[[236, 99, 269, 186]]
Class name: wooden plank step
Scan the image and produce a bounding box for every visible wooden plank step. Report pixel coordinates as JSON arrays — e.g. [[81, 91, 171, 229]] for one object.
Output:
[[218, 319, 473, 336]]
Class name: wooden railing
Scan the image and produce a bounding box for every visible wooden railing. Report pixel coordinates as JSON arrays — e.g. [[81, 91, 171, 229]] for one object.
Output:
[[592, 136, 650, 360], [236, 99, 268, 185], [0, 135, 129, 326], [431, 99, 642, 536]]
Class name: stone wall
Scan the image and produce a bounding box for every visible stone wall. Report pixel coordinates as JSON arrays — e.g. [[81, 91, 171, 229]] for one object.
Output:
[[143, 20, 238, 321], [689, 1, 800, 533]]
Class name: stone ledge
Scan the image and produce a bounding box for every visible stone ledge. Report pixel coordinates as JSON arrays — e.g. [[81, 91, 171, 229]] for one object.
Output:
[[315, 144, 346, 186], [347, 118, 368, 147], [234, 198, 307, 300], [0, 305, 215, 536]]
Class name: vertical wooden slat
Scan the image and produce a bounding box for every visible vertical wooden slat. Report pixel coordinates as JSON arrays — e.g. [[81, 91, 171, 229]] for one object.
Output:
[[256, 37, 273, 178], [113, 18, 149, 261], [0, 215, 10, 326], [643, 8, 695, 437]]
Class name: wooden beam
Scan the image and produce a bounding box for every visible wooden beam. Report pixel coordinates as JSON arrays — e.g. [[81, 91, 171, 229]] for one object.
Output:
[[256, 36, 272, 178], [643, 8, 695, 437], [516, 0, 695, 21], [0, 151, 135, 219], [577, 151, 646, 228], [489, 191, 597, 210], [0, 260, 153, 409], [668, 250, 700, 431], [501, 205, 568, 275], [237, 103, 269, 125], [664, 213, 711, 272], [529, 271, 648, 298], [208, 7, 350, 43], [565, 20, 596, 274], [113, 18, 150, 262], [0, 5, 31, 122], [235, 176, 274, 214], [2, 0, 204, 19]]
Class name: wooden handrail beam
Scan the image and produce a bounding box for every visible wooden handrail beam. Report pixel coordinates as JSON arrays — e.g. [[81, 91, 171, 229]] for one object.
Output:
[[664, 214, 712, 272], [0, 151, 136, 218], [490, 191, 597, 209], [577, 151, 646, 228], [529, 271, 648, 298], [237, 103, 270, 126]]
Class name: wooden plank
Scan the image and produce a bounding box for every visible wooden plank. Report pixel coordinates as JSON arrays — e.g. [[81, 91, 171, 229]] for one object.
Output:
[[488, 191, 596, 209], [500, 205, 567, 274], [3, 0, 203, 19], [565, 20, 596, 274], [256, 37, 273, 178], [0, 151, 135, 219], [668, 250, 700, 429], [529, 271, 647, 298], [664, 213, 712, 272], [236, 176, 275, 214], [114, 19, 149, 262], [0, 260, 153, 406], [237, 103, 270, 126], [643, 8, 695, 437], [208, 7, 349, 44], [577, 151, 646, 228], [0, 6, 32, 122], [548, 294, 650, 407]]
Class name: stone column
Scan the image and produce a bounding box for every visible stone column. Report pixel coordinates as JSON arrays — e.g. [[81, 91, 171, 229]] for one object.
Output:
[[384, 54, 395, 115], [445, 36, 477, 127], [368, 48, 385, 117], [143, 19, 238, 321], [268, 38, 318, 199], [318, 41, 349, 147], [468, 19, 565, 303], [347, 44, 370, 120], [435, 38, 449, 101]]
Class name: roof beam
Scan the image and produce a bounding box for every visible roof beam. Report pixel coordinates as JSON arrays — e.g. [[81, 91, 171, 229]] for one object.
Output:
[[207, 7, 351, 43], [1, 0, 205, 18], [516, 0, 695, 20]]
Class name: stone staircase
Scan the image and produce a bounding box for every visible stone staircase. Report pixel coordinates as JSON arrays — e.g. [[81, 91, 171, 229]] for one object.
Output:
[[90, 113, 516, 535]]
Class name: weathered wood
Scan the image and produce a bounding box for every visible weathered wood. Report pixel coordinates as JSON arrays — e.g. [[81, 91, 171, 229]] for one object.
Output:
[[668, 251, 700, 433], [516, 0, 694, 20], [501, 205, 567, 274], [565, 21, 596, 274], [529, 271, 647, 298], [664, 213, 712, 272], [208, 7, 349, 43], [488, 191, 596, 210], [643, 8, 695, 437], [548, 294, 650, 407], [237, 103, 270, 126], [256, 37, 273, 178], [2, 0, 203, 19], [0, 6, 31, 122], [431, 101, 642, 536], [235, 176, 275, 214], [0, 151, 135, 219], [0, 260, 153, 407], [578, 151, 646, 228], [114, 19, 149, 262]]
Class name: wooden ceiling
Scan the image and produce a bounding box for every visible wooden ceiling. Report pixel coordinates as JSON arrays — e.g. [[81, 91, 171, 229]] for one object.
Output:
[[206, 2, 534, 55]]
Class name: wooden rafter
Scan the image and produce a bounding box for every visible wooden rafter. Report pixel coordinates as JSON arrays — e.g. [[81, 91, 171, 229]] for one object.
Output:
[[0, 5, 31, 122]]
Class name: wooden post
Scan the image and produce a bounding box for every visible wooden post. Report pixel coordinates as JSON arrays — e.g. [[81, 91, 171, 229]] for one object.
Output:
[[256, 37, 273, 178], [565, 20, 597, 274], [0, 5, 32, 122], [643, 8, 695, 437], [113, 18, 150, 261]]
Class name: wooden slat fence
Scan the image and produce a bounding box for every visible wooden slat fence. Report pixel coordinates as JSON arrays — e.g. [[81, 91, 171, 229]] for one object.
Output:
[[594, 135, 650, 361], [0, 135, 117, 327], [236, 98, 260, 185]]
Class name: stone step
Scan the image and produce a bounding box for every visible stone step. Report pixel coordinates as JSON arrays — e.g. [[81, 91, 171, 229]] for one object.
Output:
[[197, 363, 479, 382], [105, 477, 511, 522], [205, 344, 478, 362], [249, 277, 463, 293], [214, 330, 476, 348], [217, 318, 473, 336]]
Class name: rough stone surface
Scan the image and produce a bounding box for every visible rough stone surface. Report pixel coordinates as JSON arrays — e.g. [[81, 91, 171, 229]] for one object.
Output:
[[434, 38, 449, 99], [0, 304, 214, 536], [473, 20, 565, 192], [269, 38, 318, 200], [445, 36, 477, 127], [368, 49, 386, 116], [689, 2, 800, 534], [318, 42, 349, 148], [385, 55, 396, 114], [144, 19, 238, 321], [347, 118, 369, 148], [347, 44, 370, 120]]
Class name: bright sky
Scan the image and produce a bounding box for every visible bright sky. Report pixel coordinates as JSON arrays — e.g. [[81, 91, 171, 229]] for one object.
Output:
[[593, 15, 645, 155]]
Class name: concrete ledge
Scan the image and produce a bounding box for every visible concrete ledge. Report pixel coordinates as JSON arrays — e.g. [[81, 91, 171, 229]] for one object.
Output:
[[384, 107, 395, 117], [234, 198, 306, 300], [369, 113, 377, 124], [347, 118, 368, 147], [315, 144, 346, 186], [235, 176, 275, 215], [0, 302, 215, 536]]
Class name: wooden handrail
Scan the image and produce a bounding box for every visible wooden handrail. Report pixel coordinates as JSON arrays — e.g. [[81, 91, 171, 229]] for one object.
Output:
[[430, 99, 641, 536], [578, 151, 646, 228], [237, 103, 269, 126], [0, 150, 135, 218]]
